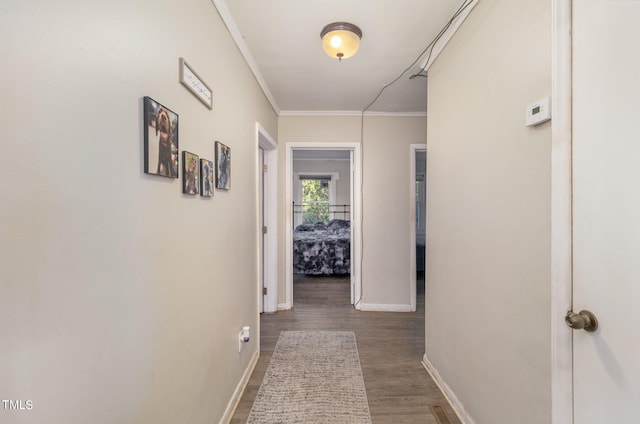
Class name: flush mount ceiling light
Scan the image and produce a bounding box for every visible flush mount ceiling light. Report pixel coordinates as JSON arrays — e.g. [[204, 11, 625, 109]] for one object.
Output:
[[320, 22, 362, 61]]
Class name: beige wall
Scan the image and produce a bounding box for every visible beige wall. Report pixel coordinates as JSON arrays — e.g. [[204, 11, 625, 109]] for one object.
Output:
[[0, 1, 276, 423], [278, 115, 426, 309], [425, 0, 551, 423]]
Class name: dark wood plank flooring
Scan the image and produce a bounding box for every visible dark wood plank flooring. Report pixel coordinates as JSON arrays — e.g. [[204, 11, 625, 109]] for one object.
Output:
[[230, 275, 460, 424]]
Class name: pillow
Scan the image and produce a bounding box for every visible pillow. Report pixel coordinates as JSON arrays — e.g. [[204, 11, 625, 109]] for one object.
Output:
[[294, 224, 315, 232], [313, 222, 327, 231], [327, 219, 350, 231]]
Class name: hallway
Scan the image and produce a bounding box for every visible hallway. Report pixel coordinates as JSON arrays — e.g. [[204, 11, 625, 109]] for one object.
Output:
[[230, 276, 460, 423]]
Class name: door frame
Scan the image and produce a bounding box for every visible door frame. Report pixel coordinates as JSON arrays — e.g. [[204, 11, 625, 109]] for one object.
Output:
[[550, 0, 573, 423], [256, 123, 278, 313], [285, 142, 363, 309], [259, 147, 265, 313], [409, 144, 427, 312]]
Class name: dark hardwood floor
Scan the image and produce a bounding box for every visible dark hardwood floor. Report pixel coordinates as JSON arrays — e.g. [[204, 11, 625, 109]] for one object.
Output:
[[230, 274, 460, 424]]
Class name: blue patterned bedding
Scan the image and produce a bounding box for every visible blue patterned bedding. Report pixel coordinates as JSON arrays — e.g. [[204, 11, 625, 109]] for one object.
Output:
[[293, 220, 351, 275]]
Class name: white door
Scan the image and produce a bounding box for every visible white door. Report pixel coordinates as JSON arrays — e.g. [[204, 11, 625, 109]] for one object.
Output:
[[259, 147, 265, 313], [572, 1, 640, 422]]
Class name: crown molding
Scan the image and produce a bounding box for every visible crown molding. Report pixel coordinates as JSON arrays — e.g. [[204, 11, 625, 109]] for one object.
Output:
[[418, 0, 479, 72], [211, 0, 281, 115]]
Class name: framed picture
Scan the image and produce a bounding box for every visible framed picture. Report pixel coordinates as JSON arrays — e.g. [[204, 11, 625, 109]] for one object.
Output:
[[143, 96, 179, 178], [215, 141, 231, 190], [200, 159, 214, 197], [182, 151, 200, 195], [179, 58, 213, 110]]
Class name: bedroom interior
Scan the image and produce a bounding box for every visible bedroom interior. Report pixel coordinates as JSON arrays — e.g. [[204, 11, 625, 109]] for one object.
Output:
[[415, 149, 426, 302], [291, 149, 353, 301]]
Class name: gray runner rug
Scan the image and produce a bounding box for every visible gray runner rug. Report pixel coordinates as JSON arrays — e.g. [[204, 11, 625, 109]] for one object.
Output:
[[247, 331, 372, 424]]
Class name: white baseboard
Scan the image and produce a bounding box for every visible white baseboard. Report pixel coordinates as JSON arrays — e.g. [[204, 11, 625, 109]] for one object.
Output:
[[277, 302, 291, 310], [220, 350, 259, 424], [358, 303, 413, 312], [421, 354, 476, 424]]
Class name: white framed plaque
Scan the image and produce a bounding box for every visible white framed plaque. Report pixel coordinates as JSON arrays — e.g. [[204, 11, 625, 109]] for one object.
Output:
[[179, 58, 213, 110]]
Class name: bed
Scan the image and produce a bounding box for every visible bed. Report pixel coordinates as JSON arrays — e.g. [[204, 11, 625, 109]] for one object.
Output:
[[293, 219, 351, 275], [416, 232, 425, 272]]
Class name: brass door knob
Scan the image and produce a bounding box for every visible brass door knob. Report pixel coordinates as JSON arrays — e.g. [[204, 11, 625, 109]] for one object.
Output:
[[565, 310, 598, 332]]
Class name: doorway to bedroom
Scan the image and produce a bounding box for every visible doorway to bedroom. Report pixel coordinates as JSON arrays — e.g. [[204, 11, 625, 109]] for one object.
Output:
[[285, 143, 362, 309], [410, 146, 426, 314]]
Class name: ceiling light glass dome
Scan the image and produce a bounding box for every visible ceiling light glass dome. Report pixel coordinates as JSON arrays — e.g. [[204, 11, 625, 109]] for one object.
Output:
[[320, 22, 362, 61]]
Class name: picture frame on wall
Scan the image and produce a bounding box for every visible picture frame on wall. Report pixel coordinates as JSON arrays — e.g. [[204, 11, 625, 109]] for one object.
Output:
[[182, 151, 200, 195], [143, 96, 179, 178], [215, 141, 231, 190], [200, 159, 214, 197], [179, 58, 213, 110]]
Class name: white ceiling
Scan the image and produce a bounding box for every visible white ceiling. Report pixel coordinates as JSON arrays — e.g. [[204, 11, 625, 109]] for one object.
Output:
[[213, 0, 474, 114]]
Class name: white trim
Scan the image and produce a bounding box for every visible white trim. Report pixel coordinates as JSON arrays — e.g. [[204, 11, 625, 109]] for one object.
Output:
[[409, 144, 427, 312], [358, 303, 413, 313], [280, 110, 428, 117], [256, 123, 278, 313], [550, 1, 574, 423], [293, 172, 340, 180], [211, 0, 280, 115], [422, 355, 476, 424], [277, 302, 291, 311], [418, 0, 479, 72], [292, 158, 351, 162], [349, 149, 355, 305], [220, 350, 259, 424], [285, 142, 363, 310], [259, 146, 264, 313]]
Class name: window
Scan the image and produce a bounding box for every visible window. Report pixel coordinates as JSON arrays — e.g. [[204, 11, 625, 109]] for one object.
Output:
[[294, 173, 338, 227], [416, 174, 426, 232], [301, 178, 330, 224]]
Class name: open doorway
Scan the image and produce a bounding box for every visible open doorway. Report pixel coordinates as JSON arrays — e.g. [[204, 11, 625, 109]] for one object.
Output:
[[285, 142, 362, 309], [410, 145, 427, 311]]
